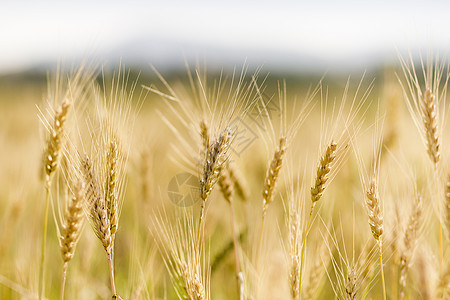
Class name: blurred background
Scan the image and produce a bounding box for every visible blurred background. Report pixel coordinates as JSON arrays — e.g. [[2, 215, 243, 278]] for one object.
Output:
[[1, 0, 450, 76]]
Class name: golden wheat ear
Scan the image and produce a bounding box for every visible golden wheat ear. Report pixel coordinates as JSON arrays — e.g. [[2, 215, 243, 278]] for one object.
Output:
[[311, 141, 337, 203], [399, 196, 422, 300], [398, 53, 448, 272], [58, 179, 85, 299], [262, 137, 287, 213]]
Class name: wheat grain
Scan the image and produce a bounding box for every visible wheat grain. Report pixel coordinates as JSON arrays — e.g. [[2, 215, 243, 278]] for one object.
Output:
[[311, 141, 337, 203], [60, 181, 85, 263], [105, 139, 119, 240], [200, 127, 232, 202], [262, 137, 287, 213], [43, 99, 71, 180], [421, 89, 440, 165], [365, 179, 383, 240]]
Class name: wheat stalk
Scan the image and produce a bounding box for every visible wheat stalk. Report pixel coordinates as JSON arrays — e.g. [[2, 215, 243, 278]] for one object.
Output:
[[299, 141, 337, 299], [365, 177, 385, 300], [196, 127, 232, 264], [39, 98, 72, 300]]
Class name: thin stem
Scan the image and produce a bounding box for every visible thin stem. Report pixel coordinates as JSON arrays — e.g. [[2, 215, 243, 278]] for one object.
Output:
[[379, 240, 386, 300], [361, 270, 376, 300], [434, 166, 443, 272], [256, 210, 266, 274], [299, 202, 316, 300], [60, 262, 68, 300], [195, 201, 206, 266], [229, 201, 241, 292], [38, 178, 51, 300], [108, 254, 117, 296]]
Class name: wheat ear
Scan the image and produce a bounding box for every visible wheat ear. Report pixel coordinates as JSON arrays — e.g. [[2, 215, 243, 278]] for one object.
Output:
[[43, 99, 72, 180], [257, 137, 287, 272], [262, 137, 287, 213], [299, 141, 337, 299], [289, 212, 301, 299], [422, 88, 440, 165], [422, 87, 444, 269], [105, 139, 119, 241], [345, 269, 357, 300], [196, 127, 231, 263], [82, 155, 116, 295], [399, 196, 422, 300], [365, 178, 385, 300], [39, 98, 72, 300], [60, 181, 85, 300]]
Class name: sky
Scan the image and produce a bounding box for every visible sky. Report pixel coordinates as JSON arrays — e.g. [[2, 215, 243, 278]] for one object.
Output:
[[1, 0, 450, 74]]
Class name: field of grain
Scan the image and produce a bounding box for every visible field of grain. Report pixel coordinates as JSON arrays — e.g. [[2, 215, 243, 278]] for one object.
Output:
[[0, 58, 449, 299]]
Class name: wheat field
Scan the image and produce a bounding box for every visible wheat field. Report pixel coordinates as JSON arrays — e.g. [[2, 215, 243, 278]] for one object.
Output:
[[0, 57, 449, 300]]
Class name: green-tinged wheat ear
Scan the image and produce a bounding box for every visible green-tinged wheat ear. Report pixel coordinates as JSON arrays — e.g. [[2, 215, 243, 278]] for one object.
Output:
[[43, 99, 71, 179], [311, 141, 337, 203], [60, 181, 85, 263], [262, 137, 287, 212], [365, 179, 383, 240], [422, 88, 440, 165], [82, 156, 112, 255], [200, 127, 231, 202], [399, 197, 422, 300], [105, 139, 119, 239]]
